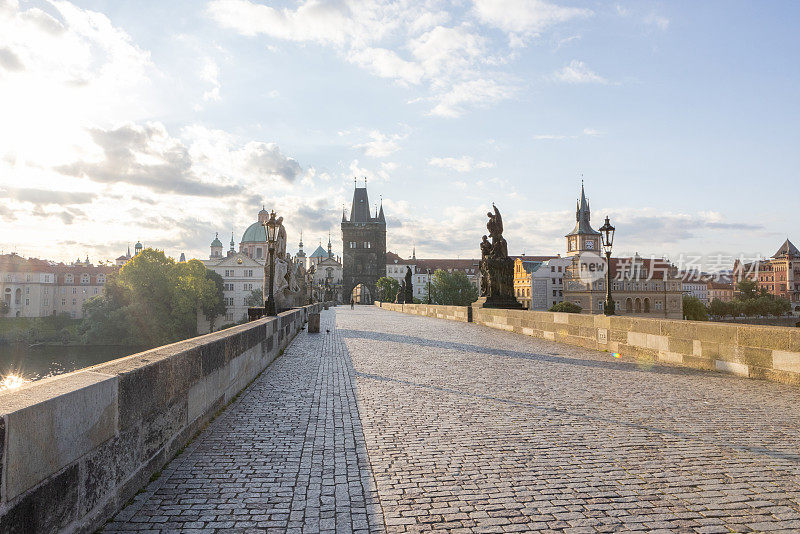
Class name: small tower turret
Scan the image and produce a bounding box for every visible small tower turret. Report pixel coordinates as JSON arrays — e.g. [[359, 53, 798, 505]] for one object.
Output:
[[210, 233, 223, 259]]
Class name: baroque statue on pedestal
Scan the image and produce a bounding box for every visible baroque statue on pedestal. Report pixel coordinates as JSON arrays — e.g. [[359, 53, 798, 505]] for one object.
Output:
[[476, 204, 522, 309]]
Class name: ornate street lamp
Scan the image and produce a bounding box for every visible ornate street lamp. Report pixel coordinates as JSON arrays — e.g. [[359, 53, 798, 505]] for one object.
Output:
[[599, 215, 616, 315], [262, 210, 279, 316], [426, 268, 432, 304]]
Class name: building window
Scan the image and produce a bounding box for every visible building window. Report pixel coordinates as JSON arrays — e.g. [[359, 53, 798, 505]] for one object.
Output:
[[245, 270, 253, 277], [81, 274, 90, 284], [72, 288, 77, 294], [61, 298, 66, 306], [25, 298, 29, 306], [65, 274, 73, 283], [72, 298, 76, 305], [43, 299, 49, 306]]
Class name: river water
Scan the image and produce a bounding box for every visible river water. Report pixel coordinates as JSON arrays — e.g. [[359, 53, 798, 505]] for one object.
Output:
[[0, 344, 141, 391]]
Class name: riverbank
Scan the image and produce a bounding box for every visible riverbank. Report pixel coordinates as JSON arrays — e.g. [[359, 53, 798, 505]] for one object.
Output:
[[0, 314, 81, 345]]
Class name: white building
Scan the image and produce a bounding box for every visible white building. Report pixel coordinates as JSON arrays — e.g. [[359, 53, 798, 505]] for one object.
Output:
[[0, 254, 117, 319], [681, 276, 709, 304], [384, 250, 481, 301], [531, 257, 572, 310]]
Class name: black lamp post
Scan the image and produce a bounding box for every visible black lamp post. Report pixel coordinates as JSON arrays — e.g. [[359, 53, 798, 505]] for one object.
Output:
[[426, 268, 432, 304], [262, 210, 279, 316], [599, 215, 616, 315]]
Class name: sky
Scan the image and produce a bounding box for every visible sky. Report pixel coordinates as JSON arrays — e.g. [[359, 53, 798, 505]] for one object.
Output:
[[0, 0, 798, 270]]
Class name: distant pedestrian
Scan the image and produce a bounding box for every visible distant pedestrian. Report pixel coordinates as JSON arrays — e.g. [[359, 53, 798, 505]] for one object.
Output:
[[350, 298, 355, 310]]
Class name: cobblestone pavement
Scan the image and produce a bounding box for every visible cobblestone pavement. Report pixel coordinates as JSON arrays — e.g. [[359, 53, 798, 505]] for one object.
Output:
[[105, 309, 384, 534], [109, 306, 800, 533], [342, 307, 800, 533]]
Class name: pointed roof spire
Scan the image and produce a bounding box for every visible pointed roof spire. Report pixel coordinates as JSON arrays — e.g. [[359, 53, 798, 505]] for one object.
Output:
[[378, 194, 385, 222], [773, 238, 800, 258]]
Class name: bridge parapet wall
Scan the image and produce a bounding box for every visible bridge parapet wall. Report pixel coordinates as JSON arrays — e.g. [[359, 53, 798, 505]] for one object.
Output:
[[377, 302, 800, 386], [0, 303, 330, 533], [376, 302, 470, 322]]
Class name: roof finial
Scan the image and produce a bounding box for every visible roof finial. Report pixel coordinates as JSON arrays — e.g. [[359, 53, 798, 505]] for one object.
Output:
[[364, 176, 367, 186], [354, 176, 356, 186]]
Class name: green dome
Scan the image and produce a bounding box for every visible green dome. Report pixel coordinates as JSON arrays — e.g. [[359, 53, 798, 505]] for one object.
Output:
[[210, 233, 223, 248], [241, 222, 266, 243], [309, 245, 327, 258]]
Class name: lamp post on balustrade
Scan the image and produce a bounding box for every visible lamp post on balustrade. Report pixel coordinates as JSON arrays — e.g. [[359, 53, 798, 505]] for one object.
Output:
[[599, 215, 616, 316], [262, 210, 279, 316]]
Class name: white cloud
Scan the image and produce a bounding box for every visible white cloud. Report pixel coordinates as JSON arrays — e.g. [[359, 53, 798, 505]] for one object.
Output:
[[430, 78, 516, 118], [551, 60, 609, 84], [532, 127, 604, 140], [199, 57, 221, 103], [429, 156, 494, 173], [354, 129, 407, 158], [472, 0, 591, 38], [347, 47, 424, 85], [206, 0, 578, 117]]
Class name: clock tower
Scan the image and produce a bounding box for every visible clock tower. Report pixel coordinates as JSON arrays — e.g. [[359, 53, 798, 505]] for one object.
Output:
[[565, 182, 601, 256]]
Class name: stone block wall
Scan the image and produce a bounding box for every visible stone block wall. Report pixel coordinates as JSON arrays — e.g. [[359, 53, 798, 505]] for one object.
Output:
[[378, 303, 800, 387], [376, 302, 470, 322], [0, 303, 328, 533]]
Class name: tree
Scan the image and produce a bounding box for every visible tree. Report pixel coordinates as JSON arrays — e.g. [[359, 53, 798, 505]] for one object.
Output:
[[682, 296, 708, 321], [245, 288, 263, 307], [81, 249, 225, 347], [428, 270, 478, 306], [736, 279, 759, 300], [708, 298, 730, 319], [550, 301, 582, 313], [376, 276, 400, 302]]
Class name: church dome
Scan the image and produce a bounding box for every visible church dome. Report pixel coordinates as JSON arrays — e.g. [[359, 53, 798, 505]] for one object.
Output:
[[241, 221, 266, 243], [309, 245, 327, 258], [210, 233, 223, 248]]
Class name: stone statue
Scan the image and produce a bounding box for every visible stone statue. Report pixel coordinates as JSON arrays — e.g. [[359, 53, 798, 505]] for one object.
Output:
[[404, 266, 414, 303], [395, 281, 406, 304], [477, 204, 522, 309], [275, 216, 287, 259]]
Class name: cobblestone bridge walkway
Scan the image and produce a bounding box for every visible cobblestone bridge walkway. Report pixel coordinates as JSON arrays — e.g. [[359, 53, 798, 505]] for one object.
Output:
[[107, 307, 800, 533]]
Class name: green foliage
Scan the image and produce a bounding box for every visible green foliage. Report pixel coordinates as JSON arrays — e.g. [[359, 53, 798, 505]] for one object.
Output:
[[708, 298, 729, 319], [549, 301, 582, 313], [682, 296, 708, 321], [708, 292, 791, 319], [428, 270, 478, 306], [244, 288, 263, 307], [376, 276, 400, 302], [0, 313, 81, 344], [736, 279, 759, 300], [80, 249, 225, 347]]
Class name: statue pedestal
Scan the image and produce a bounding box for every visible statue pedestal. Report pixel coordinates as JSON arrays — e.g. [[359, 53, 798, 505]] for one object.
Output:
[[473, 296, 524, 310]]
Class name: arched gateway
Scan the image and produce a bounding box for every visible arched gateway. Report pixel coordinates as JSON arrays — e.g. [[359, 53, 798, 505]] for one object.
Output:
[[341, 181, 386, 305]]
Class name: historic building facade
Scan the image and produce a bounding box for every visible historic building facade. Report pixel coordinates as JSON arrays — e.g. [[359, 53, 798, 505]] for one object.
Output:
[[202, 207, 308, 323], [341, 183, 386, 303], [562, 184, 684, 318], [0, 254, 118, 319], [512, 256, 569, 310], [732, 239, 800, 314]]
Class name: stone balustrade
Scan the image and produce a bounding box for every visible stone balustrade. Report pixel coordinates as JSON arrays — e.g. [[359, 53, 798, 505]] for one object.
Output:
[[377, 302, 800, 386], [0, 303, 330, 533]]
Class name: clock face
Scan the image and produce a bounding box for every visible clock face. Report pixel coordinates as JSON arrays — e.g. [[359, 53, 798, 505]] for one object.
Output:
[[585, 240, 595, 250]]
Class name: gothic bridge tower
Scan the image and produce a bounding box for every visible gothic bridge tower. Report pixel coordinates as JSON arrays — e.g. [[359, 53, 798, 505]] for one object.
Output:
[[341, 181, 386, 303]]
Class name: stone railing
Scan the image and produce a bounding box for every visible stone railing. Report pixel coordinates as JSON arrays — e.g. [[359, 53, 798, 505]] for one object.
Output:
[[376, 302, 800, 386], [0, 303, 330, 533], [376, 302, 471, 322]]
